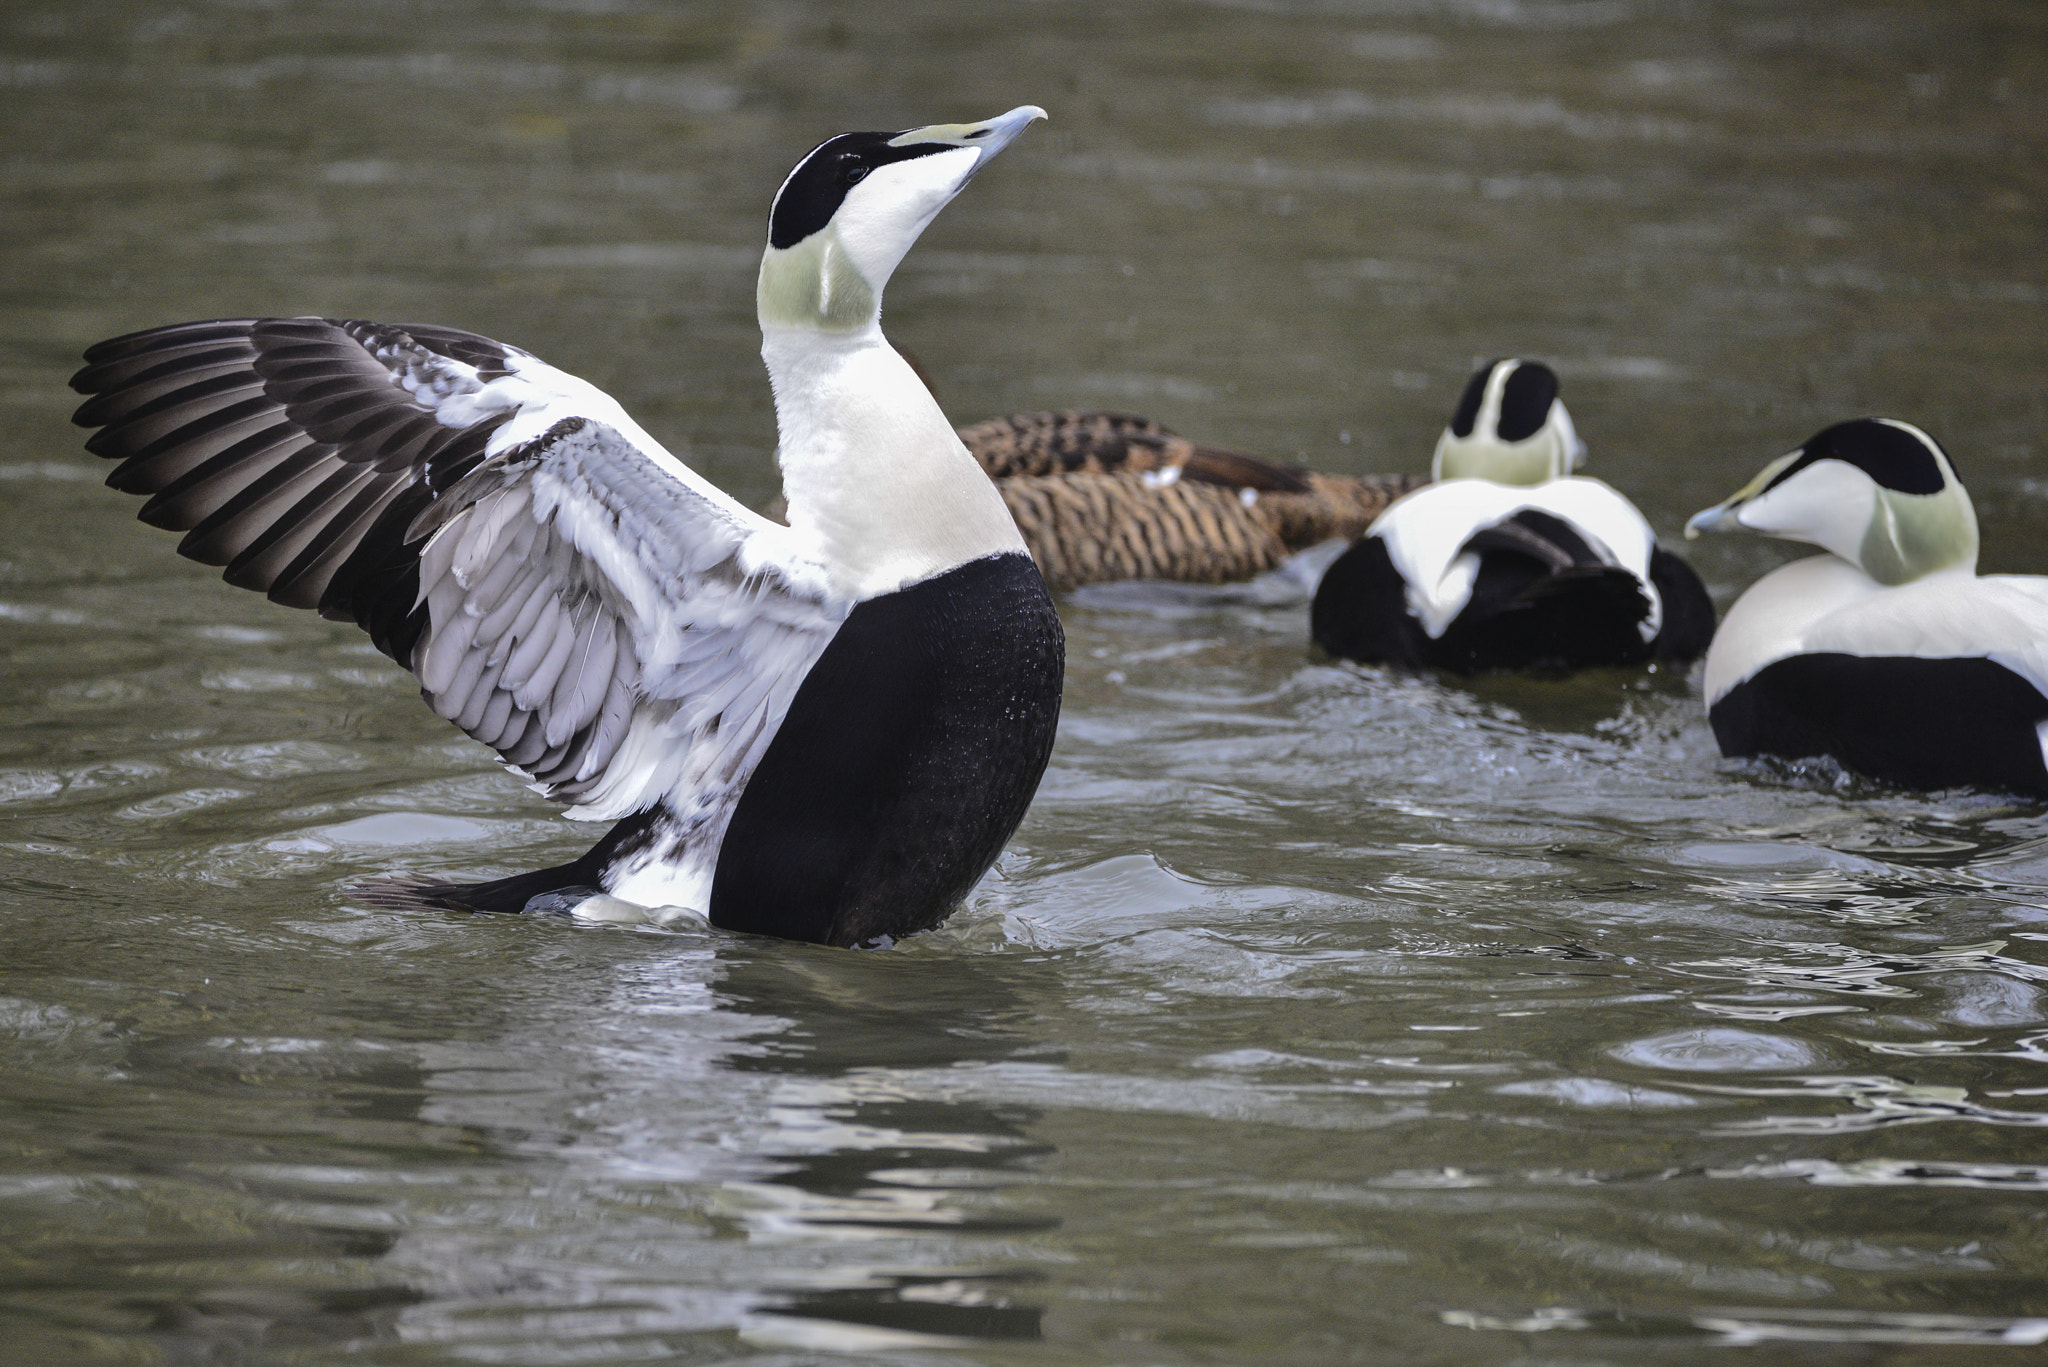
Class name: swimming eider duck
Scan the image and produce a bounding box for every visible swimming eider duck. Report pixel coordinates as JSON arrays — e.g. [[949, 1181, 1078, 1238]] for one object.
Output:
[[68, 107, 1065, 946], [1685, 417, 2048, 797], [956, 410, 1421, 590], [1310, 358, 1715, 672]]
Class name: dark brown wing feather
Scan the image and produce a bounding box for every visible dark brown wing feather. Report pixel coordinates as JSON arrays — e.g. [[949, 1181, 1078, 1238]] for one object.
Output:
[[956, 410, 1423, 590], [957, 409, 1318, 495], [1246, 471, 1426, 549], [955, 410, 1180, 479], [1176, 446, 1315, 495], [71, 317, 522, 661]]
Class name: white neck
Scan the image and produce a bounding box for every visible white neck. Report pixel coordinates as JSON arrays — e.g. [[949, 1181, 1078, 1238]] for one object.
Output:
[[762, 322, 1025, 600]]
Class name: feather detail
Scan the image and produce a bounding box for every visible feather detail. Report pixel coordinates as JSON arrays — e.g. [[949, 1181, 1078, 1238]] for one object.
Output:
[[500, 595, 564, 694], [73, 316, 847, 854]]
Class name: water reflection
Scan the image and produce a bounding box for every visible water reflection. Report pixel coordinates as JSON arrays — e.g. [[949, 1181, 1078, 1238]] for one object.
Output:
[[0, 1013, 435, 1363], [0, 920, 1058, 1359], [714, 951, 1054, 1345], [379, 942, 1054, 1356], [1697, 1074, 2048, 1135]]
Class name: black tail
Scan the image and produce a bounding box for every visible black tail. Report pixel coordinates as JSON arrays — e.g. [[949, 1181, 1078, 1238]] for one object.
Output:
[[348, 809, 664, 915], [1432, 510, 1651, 672]]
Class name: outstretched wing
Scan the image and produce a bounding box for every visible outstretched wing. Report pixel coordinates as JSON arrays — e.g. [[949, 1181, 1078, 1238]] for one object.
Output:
[[71, 317, 845, 825]]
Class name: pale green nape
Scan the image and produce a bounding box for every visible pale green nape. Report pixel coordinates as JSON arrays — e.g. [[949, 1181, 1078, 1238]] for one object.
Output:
[[1432, 432, 1563, 486], [757, 224, 877, 332], [1859, 481, 1979, 585]]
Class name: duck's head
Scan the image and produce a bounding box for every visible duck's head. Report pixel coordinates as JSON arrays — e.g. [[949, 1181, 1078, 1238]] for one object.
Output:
[[1431, 358, 1586, 485], [1684, 418, 1977, 584], [757, 106, 1047, 334]]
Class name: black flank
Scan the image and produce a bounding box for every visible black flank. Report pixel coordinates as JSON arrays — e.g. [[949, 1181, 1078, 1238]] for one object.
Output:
[[1648, 547, 1716, 663], [710, 553, 1065, 947], [1713, 653, 2048, 797], [1311, 536, 1429, 668], [1313, 509, 1691, 675]]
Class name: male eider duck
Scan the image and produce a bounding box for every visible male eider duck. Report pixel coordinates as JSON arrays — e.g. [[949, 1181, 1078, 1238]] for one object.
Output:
[[1310, 358, 1715, 672], [68, 107, 1065, 946], [1686, 417, 2048, 797], [956, 410, 1421, 590]]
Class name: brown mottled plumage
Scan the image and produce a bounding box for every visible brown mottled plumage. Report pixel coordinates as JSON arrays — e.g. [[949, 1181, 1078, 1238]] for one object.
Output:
[[762, 409, 1423, 591], [956, 410, 1313, 492], [957, 411, 1423, 591]]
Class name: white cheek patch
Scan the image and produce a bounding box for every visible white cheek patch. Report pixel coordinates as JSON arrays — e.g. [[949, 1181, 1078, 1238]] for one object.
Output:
[[833, 147, 981, 289], [1739, 459, 1875, 562]]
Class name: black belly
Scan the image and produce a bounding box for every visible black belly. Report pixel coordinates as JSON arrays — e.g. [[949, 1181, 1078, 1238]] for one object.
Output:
[[1311, 534, 1706, 674], [708, 552, 1066, 946], [1712, 652, 2048, 797]]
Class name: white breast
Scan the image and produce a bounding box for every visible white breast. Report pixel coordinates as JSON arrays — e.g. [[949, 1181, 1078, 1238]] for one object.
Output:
[[764, 331, 1025, 601], [1705, 555, 2048, 704]]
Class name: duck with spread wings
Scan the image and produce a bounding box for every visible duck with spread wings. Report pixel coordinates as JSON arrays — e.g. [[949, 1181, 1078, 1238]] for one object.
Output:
[[69, 108, 1065, 947]]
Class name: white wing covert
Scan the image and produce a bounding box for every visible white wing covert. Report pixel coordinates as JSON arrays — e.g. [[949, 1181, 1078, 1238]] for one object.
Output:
[[411, 415, 845, 822]]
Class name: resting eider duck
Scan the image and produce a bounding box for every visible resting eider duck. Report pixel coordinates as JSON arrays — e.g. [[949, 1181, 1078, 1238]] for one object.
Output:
[[68, 107, 1065, 946], [1685, 417, 2048, 797], [1310, 358, 1715, 672], [956, 410, 1421, 590]]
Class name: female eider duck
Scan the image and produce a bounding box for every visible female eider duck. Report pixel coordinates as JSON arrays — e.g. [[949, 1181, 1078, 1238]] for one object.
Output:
[[1686, 417, 2048, 797], [1310, 358, 1715, 672], [956, 410, 1421, 590], [68, 107, 1065, 947]]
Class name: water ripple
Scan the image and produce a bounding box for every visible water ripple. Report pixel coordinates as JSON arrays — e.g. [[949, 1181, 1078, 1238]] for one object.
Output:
[[1691, 1074, 2048, 1133]]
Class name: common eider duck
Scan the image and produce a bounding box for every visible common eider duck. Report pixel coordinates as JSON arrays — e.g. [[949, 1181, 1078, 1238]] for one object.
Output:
[[1685, 417, 2048, 797], [1310, 358, 1715, 672], [68, 107, 1065, 946], [955, 410, 1422, 590]]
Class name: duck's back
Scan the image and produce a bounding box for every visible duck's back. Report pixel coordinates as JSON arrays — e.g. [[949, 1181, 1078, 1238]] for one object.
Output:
[[1313, 476, 1710, 673]]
